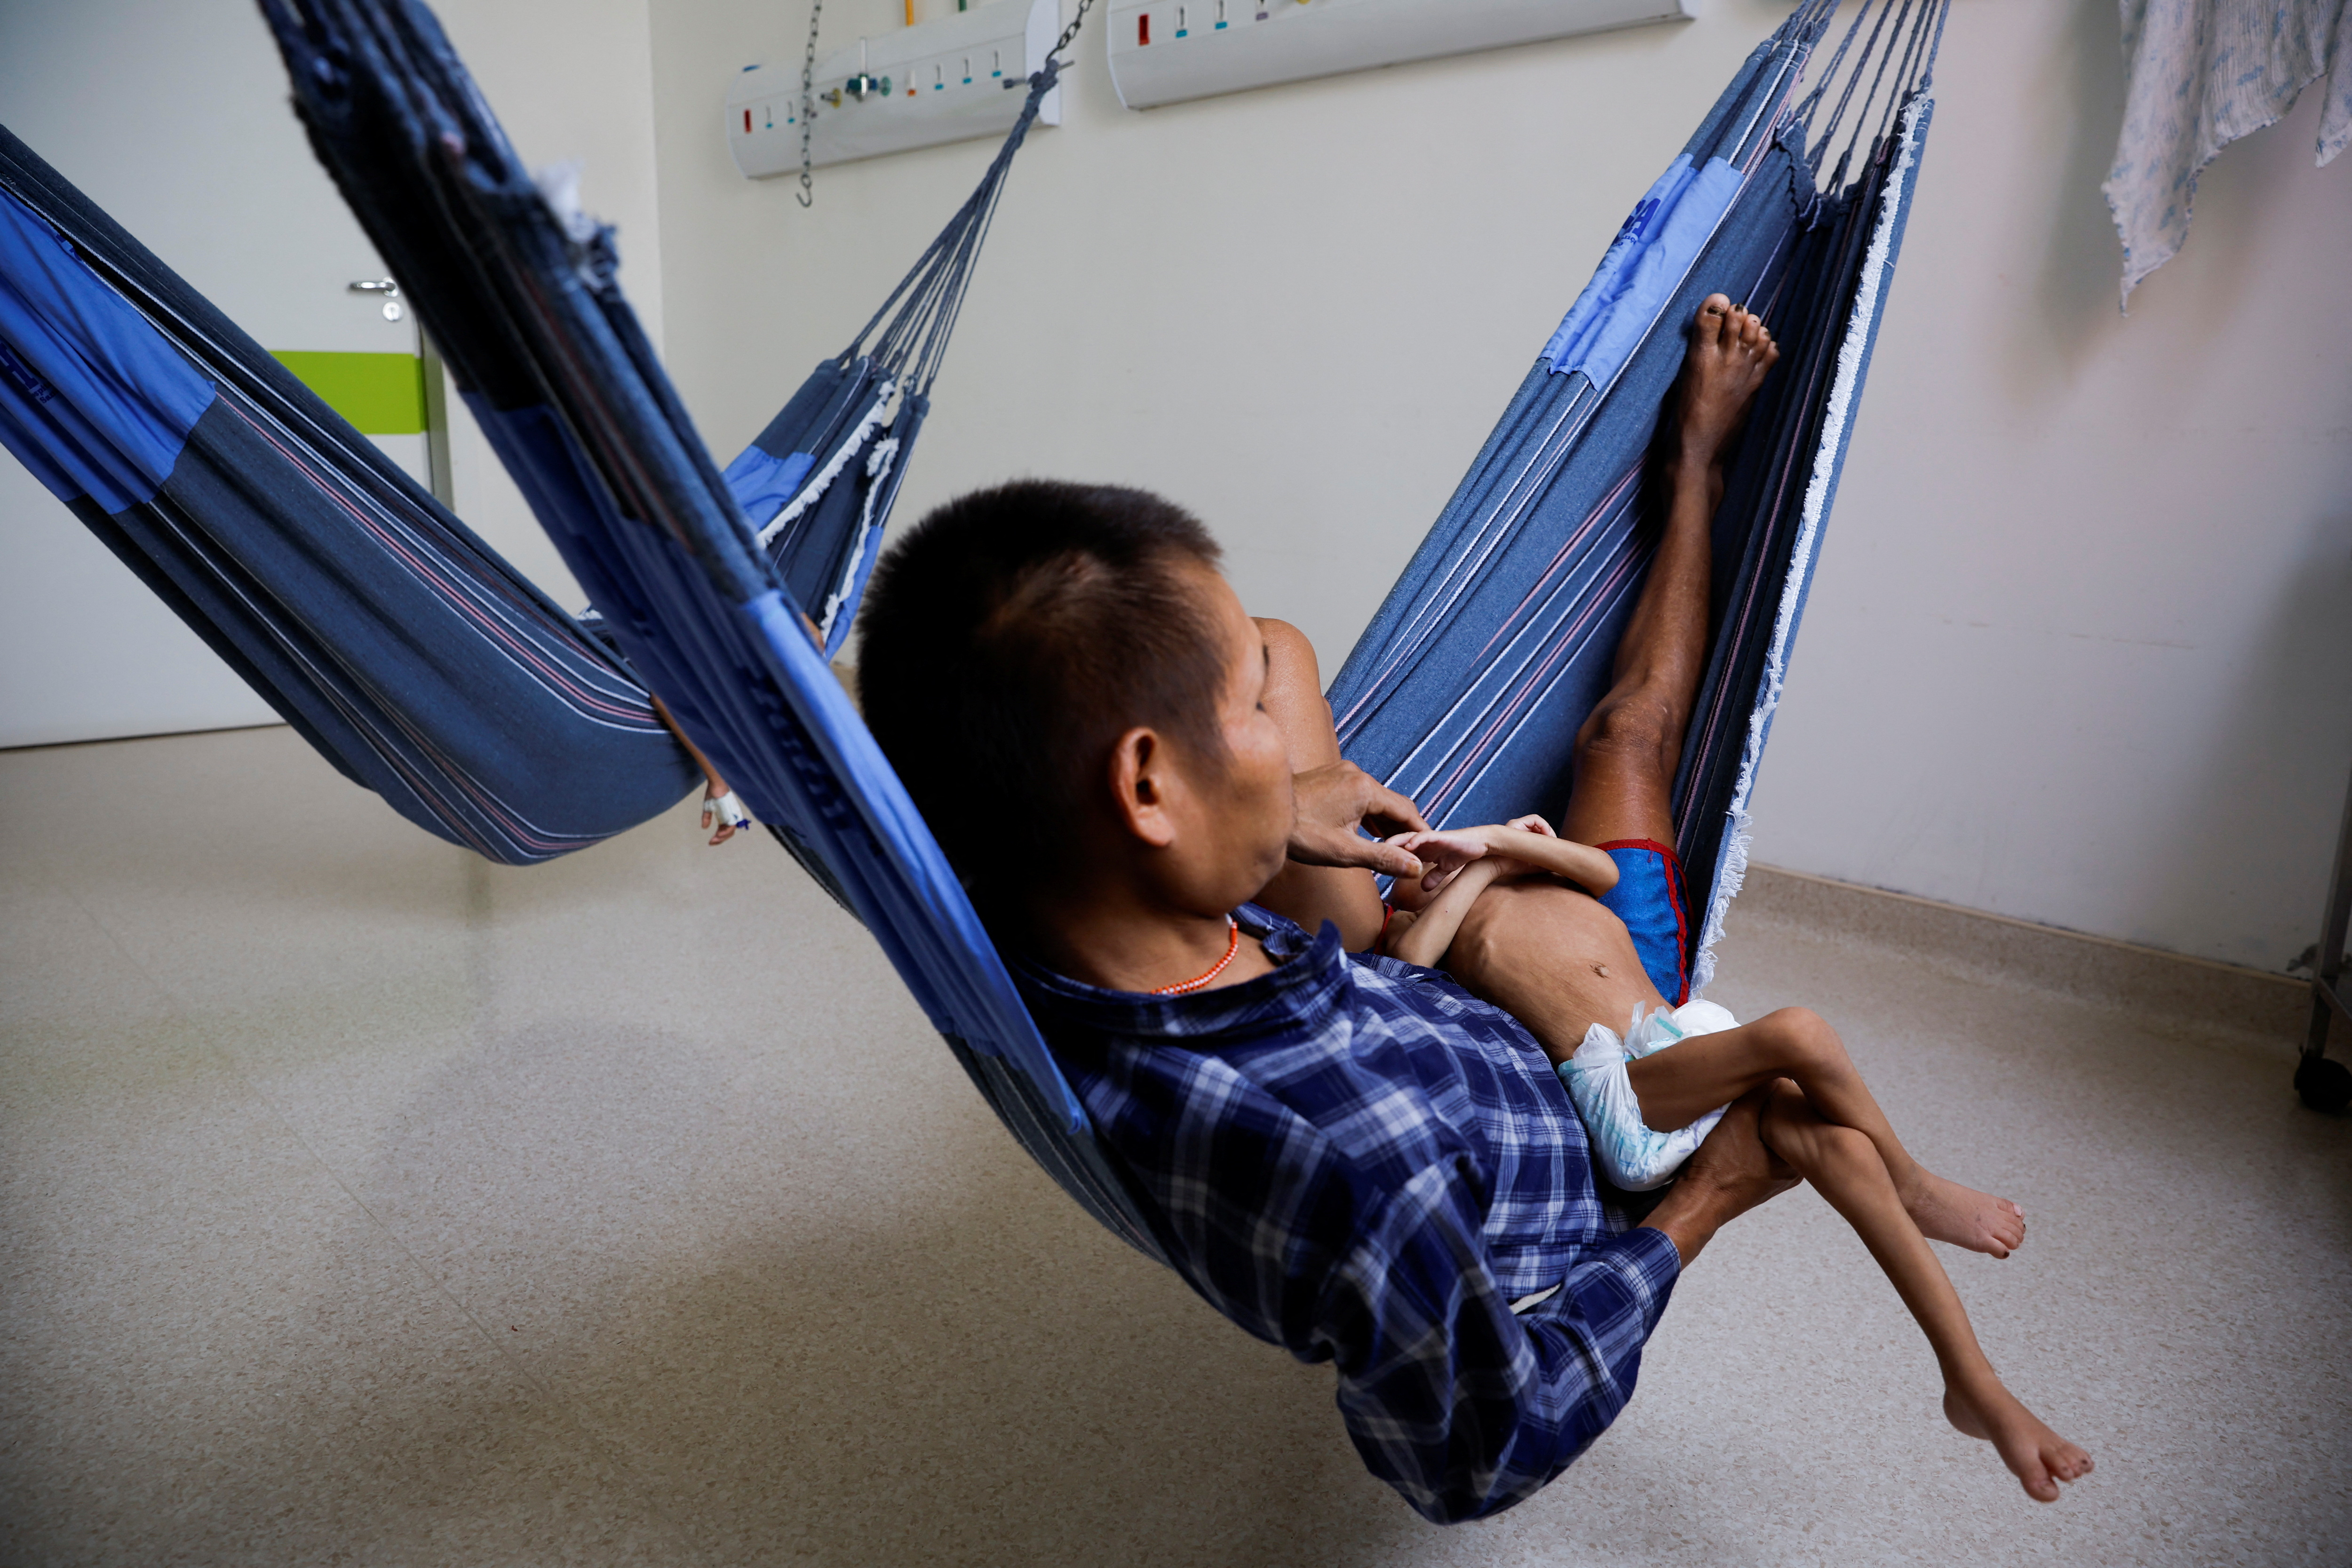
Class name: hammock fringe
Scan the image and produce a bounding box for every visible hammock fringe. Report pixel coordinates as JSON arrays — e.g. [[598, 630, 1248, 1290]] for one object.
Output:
[[1692, 91, 1933, 995]]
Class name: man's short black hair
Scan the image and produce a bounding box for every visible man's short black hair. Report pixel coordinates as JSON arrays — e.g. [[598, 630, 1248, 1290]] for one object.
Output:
[[857, 480, 1231, 907]]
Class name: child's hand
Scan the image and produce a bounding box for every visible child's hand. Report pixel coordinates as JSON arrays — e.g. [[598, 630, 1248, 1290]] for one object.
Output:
[[1465, 816, 1565, 884], [1464, 816, 1565, 884], [1391, 817, 1569, 893], [1385, 828, 1492, 894]]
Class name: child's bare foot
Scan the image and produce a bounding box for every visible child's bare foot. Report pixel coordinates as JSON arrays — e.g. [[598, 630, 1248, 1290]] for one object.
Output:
[[1902, 1169, 2027, 1258], [1943, 1380, 2094, 1502], [1676, 294, 1779, 467]]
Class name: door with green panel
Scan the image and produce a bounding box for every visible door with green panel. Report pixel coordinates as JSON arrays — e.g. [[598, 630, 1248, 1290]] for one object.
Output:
[[0, 0, 446, 745], [273, 324, 445, 501]]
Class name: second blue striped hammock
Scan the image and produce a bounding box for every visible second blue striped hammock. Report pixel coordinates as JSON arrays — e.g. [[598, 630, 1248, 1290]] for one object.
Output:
[[0, 64, 1051, 861], [260, 0, 1946, 1260]]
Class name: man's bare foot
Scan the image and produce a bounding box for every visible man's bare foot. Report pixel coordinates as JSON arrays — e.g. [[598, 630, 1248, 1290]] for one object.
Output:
[[1676, 294, 1779, 467], [1901, 1168, 2027, 1258], [1944, 1380, 2094, 1503]]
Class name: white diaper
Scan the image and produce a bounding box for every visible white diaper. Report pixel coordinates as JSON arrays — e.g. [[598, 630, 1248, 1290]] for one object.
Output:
[[1559, 998, 1740, 1191]]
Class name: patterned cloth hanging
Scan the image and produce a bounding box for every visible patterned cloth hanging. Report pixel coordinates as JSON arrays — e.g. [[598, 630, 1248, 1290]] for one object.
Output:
[[2104, 0, 2352, 306]]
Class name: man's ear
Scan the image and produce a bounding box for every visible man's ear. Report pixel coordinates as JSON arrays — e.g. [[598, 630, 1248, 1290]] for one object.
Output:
[[1107, 726, 1181, 849]]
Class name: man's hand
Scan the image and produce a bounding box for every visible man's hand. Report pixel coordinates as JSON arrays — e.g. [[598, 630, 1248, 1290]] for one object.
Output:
[[1639, 1086, 1797, 1267], [1288, 762, 1431, 880]]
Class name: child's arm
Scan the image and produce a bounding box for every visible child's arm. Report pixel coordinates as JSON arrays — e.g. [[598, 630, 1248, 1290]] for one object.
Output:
[[1472, 820, 1619, 892], [1398, 817, 1621, 899], [1378, 818, 1620, 967], [1381, 857, 1507, 966]]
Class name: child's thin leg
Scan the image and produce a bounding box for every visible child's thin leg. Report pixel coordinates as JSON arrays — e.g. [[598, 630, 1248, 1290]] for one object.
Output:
[[1627, 1008, 2026, 1258], [1758, 1082, 2092, 1503]]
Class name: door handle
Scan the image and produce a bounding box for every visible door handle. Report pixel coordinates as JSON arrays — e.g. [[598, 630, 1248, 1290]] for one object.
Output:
[[348, 278, 404, 321]]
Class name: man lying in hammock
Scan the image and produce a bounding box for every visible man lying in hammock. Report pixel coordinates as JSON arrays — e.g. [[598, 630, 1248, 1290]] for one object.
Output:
[[855, 298, 2085, 1521]]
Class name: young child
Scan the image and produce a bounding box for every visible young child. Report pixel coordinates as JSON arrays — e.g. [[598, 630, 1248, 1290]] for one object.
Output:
[[1378, 817, 2095, 1500]]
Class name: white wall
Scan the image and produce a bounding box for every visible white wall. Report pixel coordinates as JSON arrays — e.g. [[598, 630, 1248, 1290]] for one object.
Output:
[[643, 0, 2351, 973], [0, 0, 667, 745], [1746, 3, 2352, 974], [7, 0, 2342, 970]]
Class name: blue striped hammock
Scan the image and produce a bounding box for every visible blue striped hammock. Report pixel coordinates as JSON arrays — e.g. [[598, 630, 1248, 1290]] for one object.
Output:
[[1329, 0, 1947, 998], [0, 69, 1045, 861], [258, 0, 1941, 1260]]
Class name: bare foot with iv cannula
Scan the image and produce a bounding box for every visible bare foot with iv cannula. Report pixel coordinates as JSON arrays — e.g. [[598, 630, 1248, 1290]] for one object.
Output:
[[649, 694, 751, 845], [1400, 296, 2090, 1501], [639, 612, 834, 844]]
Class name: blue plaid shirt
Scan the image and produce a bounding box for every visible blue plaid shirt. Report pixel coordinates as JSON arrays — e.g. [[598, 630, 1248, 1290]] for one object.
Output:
[[1016, 905, 1683, 1523]]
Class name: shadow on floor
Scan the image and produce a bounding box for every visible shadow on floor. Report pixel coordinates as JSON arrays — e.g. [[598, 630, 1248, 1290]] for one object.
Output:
[[317, 1017, 1437, 1568]]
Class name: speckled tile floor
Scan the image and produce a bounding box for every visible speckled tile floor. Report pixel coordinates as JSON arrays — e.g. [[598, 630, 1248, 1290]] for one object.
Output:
[[3, 726, 2347, 1567]]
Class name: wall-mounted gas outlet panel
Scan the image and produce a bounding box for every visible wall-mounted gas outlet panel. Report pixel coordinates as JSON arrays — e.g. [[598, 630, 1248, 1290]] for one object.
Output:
[[1106, 0, 1693, 111], [728, 0, 1062, 176]]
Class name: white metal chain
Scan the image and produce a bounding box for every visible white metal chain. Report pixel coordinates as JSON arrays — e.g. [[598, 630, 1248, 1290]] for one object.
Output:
[[797, 0, 823, 207]]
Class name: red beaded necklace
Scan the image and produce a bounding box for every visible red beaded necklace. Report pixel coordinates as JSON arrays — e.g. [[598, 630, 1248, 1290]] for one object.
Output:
[[1152, 915, 1241, 996]]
